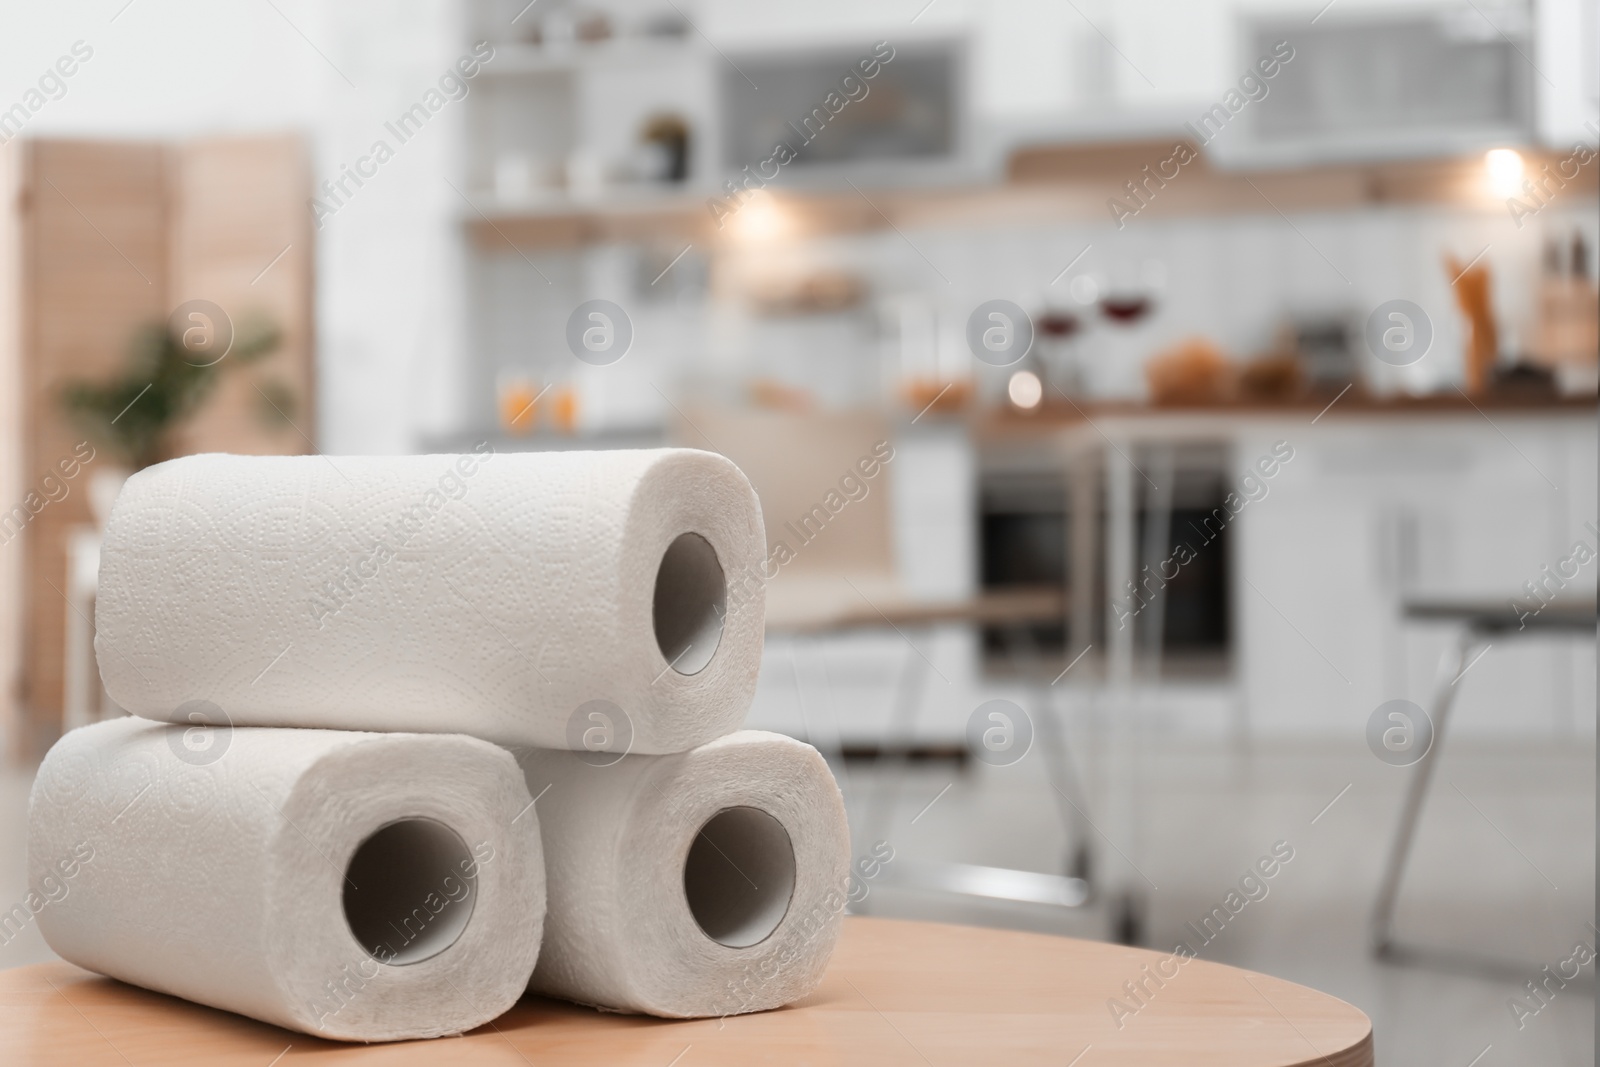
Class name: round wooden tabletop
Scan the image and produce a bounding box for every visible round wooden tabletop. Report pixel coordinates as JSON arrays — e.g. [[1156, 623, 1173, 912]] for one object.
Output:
[[1, 916, 1371, 1066]]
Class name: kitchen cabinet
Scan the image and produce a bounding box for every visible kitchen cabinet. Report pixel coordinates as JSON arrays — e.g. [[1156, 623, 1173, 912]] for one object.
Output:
[[767, 405, 1597, 747], [1235, 412, 1595, 735], [750, 422, 983, 749]]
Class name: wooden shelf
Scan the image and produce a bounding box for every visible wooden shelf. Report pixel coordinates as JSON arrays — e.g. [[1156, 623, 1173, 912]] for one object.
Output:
[[464, 142, 1596, 252], [463, 189, 713, 248], [479, 38, 702, 76]]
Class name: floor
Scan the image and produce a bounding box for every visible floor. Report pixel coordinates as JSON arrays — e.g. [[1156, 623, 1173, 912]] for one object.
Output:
[[1, 732, 1592, 1065], [826, 735, 1595, 1067]]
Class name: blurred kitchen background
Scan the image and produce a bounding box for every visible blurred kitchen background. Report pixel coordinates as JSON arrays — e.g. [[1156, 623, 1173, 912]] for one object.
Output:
[[0, 1, 1596, 1063]]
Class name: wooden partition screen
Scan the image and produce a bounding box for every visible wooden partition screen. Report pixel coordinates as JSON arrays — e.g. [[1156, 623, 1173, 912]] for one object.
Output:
[[0, 135, 313, 760]]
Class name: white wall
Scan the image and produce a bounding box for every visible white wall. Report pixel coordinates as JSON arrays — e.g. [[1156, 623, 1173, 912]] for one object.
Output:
[[0, 2, 321, 140], [3, 0, 1593, 454], [315, 0, 472, 453], [0, 0, 467, 455]]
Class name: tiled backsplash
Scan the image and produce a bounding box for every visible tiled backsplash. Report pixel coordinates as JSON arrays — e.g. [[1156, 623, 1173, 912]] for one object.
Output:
[[469, 197, 1598, 433]]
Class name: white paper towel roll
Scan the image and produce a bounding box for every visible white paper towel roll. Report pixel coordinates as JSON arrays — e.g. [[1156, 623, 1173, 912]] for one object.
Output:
[[94, 448, 765, 752], [518, 730, 850, 1017], [29, 717, 545, 1041]]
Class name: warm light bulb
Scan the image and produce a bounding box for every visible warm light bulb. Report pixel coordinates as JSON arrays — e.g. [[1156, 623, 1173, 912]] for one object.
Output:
[[1007, 369, 1042, 409], [732, 190, 789, 243], [1485, 148, 1524, 198]]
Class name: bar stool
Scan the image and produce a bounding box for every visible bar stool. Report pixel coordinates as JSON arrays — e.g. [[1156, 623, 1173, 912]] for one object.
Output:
[[1370, 596, 1596, 966]]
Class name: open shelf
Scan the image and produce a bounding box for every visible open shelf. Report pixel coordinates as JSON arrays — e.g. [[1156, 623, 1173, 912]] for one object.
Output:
[[463, 143, 1597, 251]]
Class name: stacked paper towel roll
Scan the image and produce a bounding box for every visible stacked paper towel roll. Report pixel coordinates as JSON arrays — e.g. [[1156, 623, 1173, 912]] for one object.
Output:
[[28, 447, 852, 1042], [94, 448, 767, 751], [520, 730, 848, 1017], [31, 717, 544, 1041]]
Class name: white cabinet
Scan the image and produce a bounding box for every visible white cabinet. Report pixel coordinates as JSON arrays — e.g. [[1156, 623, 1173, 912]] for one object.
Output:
[[748, 424, 989, 747], [748, 412, 1594, 745], [1237, 413, 1597, 737], [1535, 0, 1600, 148]]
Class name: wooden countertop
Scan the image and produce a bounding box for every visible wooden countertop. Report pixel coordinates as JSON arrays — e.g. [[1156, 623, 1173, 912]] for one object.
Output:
[[969, 389, 1596, 439], [0, 916, 1372, 1066], [765, 581, 1065, 634], [996, 390, 1596, 419]]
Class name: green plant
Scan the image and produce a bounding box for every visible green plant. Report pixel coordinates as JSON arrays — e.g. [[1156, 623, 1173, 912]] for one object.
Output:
[[61, 313, 289, 469]]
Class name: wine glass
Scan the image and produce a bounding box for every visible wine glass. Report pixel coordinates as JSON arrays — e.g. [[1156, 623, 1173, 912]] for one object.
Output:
[[1099, 259, 1164, 326], [1035, 307, 1085, 395]]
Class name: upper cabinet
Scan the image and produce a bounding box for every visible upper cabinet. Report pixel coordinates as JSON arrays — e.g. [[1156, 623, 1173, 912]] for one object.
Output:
[[1090, 0, 1573, 166], [1213, 6, 1538, 169], [715, 38, 973, 190], [455, 0, 1594, 207], [1534, 0, 1600, 147]]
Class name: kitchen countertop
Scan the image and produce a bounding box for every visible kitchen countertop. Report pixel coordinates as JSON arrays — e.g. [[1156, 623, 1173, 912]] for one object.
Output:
[[970, 388, 1597, 440], [424, 389, 1595, 454]]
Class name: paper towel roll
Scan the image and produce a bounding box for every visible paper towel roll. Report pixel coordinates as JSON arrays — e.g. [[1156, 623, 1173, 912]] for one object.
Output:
[[95, 448, 765, 752], [519, 730, 850, 1017], [29, 717, 545, 1041]]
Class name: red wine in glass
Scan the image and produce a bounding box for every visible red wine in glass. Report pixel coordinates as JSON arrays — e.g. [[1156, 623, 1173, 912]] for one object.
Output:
[[1038, 311, 1081, 338], [1100, 294, 1152, 324]]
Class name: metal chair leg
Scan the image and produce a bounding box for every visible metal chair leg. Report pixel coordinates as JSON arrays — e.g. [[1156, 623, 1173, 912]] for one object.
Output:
[[874, 622, 1092, 911], [856, 642, 932, 913], [1011, 623, 1097, 892], [1370, 628, 1474, 956]]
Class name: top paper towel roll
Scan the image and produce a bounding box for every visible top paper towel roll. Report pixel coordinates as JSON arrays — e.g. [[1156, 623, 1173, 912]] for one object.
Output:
[[96, 447, 766, 752]]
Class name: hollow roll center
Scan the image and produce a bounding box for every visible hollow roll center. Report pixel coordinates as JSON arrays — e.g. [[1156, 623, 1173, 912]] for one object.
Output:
[[683, 806, 796, 949], [653, 532, 726, 676], [343, 818, 477, 966]]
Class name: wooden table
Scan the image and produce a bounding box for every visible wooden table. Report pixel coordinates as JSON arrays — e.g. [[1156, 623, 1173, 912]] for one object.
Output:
[[0, 917, 1372, 1066]]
